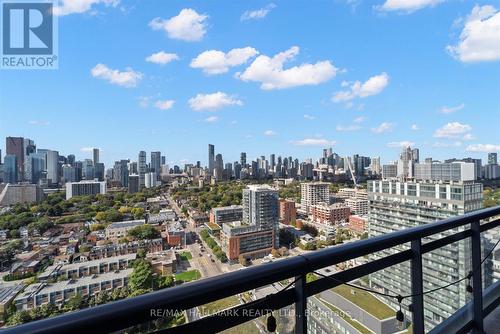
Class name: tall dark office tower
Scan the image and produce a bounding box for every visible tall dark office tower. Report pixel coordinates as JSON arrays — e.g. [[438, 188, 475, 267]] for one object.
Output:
[[94, 163, 105, 181], [6, 137, 24, 180], [93, 148, 99, 165], [270, 154, 276, 171], [4, 155, 18, 183], [489, 153, 498, 165], [196, 161, 201, 168], [161, 156, 166, 166], [208, 144, 215, 175], [240, 152, 246, 167], [138, 151, 147, 189], [151, 151, 161, 175], [23, 138, 36, 181], [113, 160, 129, 187], [0, 149, 2, 164], [215, 154, 223, 179], [67, 154, 76, 166]]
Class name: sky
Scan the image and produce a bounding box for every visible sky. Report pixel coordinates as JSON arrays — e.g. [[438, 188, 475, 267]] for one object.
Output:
[[0, 0, 499, 168]]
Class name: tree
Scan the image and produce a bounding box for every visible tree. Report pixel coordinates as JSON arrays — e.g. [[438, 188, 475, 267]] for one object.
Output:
[[158, 275, 174, 289], [129, 260, 154, 292], [131, 207, 145, 219], [127, 225, 160, 240], [64, 294, 84, 311], [7, 310, 32, 326]]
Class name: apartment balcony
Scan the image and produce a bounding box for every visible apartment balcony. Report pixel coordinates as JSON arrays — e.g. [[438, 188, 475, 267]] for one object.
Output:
[[4, 206, 500, 334]]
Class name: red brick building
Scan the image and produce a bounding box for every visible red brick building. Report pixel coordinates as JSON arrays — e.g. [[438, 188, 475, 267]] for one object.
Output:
[[279, 199, 296, 225], [311, 203, 350, 225], [349, 215, 367, 234]]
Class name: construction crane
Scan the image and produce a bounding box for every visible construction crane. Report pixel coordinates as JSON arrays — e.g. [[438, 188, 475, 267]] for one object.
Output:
[[346, 158, 359, 189]]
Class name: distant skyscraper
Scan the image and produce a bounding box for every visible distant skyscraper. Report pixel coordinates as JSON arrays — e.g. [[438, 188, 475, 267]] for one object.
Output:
[[6, 137, 24, 181], [240, 152, 246, 167], [45, 150, 60, 185], [128, 175, 139, 194], [93, 148, 99, 165], [30, 153, 46, 184], [270, 154, 275, 171], [138, 151, 147, 189], [4, 155, 18, 183], [67, 154, 76, 166], [151, 151, 161, 179], [488, 152, 498, 165], [23, 138, 36, 181], [161, 155, 166, 166], [62, 164, 77, 183], [208, 144, 215, 175], [113, 160, 129, 187], [215, 154, 223, 180]]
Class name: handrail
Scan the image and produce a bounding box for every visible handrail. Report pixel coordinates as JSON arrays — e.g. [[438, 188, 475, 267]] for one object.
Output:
[[3, 205, 500, 334]]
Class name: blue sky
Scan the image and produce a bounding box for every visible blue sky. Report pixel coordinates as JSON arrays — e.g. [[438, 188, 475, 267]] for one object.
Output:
[[1, 0, 499, 167]]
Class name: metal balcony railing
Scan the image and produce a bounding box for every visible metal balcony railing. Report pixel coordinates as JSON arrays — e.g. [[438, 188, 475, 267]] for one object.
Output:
[[4, 206, 500, 334]]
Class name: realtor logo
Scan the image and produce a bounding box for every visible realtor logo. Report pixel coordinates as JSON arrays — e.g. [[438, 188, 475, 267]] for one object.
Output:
[[1, 0, 58, 69]]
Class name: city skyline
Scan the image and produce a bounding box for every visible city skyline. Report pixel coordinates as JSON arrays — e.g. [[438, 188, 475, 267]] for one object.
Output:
[[1, 1, 499, 167]]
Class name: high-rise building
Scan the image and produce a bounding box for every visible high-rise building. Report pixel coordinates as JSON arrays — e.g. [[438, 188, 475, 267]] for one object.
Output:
[[94, 163, 105, 181], [23, 138, 36, 181], [397, 146, 418, 180], [240, 152, 246, 167], [30, 153, 46, 184], [45, 150, 60, 186], [128, 175, 139, 194], [414, 161, 476, 182], [370, 157, 381, 175], [270, 154, 276, 171], [208, 144, 215, 175], [66, 180, 107, 200], [6, 137, 24, 181], [3, 155, 18, 184], [279, 199, 296, 225], [368, 179, 483, 331], [62, 164, 77, 183], [220, 185, 279, 260], [488, 152, 498, 165], [151, 151, 161, 178], [300, 182, 329, 213], [215, 154, 223, 180], [210, 206, 243, 226], [113, 160, 129, 187], [138, 151, 147, 190], [92, 148, 99, 166]]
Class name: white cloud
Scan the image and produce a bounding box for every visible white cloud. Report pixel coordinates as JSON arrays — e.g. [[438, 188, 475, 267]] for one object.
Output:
[[29, 120, 50, 126], [332, 72, 389, 103], [189, 92, 243, 111], [241, 3, 276, 21], [336, 125, 361, 132], [371, 122, 394, 134], [466, 144, 500, 152], [387, 141, 415, 148], [264, 130, 276, 136], [80, 147, 98, 153], [290, 138, 336, 146], [463, 133, 476, 141], [146, 51, 179, 65], [353, 116, 365, 123], [447, 5, 500, 62], [440, 103, 465, 114], [304, 114, 316, 120], [54, 0, 119, 16], [190, 47, 259, 75], [433, 141, 462, 148], [149, 9, 208, 42], [154, 100, 175, 110], [411, 124, 419, 130], [236, 46, 338, 90], [91, 64, 143, 88], [204, 116, 219, 123], [434, 122, 472, 138], [377, 0, 444, 13]]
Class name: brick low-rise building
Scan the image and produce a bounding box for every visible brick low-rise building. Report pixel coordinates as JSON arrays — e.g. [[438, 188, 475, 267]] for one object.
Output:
[[221, 222, 275, 261], [279, 199, 296, 225], [348, 215, 367, 234], [310, 202, 350, 225]]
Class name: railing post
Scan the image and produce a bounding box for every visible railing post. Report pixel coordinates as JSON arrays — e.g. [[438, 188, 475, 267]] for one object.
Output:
[[471, 221, 484, 333], [294, 274, 307, 334], [411, 238, 425, 334]]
